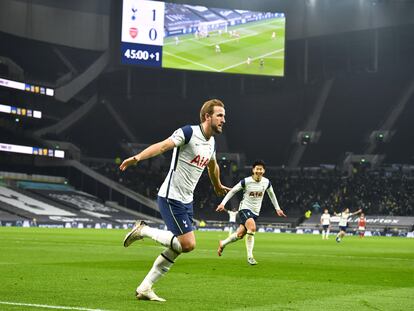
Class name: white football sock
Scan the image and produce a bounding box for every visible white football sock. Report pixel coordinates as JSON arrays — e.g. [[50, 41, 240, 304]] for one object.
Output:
[[137, 248, 180, 292], [326, 228, 330, 238], [246, 231, 255, 258], [221, 232, 240, 247], [141, 226, 182, 253]]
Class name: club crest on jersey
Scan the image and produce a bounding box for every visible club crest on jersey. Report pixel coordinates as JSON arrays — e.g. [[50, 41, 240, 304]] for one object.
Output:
[[190, 155, 209, 168], [249, 191, 263, 198]]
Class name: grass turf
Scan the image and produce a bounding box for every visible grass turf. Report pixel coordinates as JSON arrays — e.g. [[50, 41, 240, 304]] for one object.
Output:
[[0, 227, 413, 311], [163, 18, 285, 77]]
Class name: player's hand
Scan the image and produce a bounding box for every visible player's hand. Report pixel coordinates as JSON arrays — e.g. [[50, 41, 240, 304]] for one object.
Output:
[[276, 209, 287, 217], [119, 156, 137, 171], [216, 204, 226, 212], [214, 185, 231, 196]]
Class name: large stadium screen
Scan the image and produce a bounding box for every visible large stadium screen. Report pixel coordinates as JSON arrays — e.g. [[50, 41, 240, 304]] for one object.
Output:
[[121, 0, 285, 77]]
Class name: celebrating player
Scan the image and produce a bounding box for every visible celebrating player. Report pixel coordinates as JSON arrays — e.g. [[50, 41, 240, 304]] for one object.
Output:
[[120, 99, 229, 302], [334, 208, 362, 243], [320, 209, 331, 240], [216, 160, 286, 265]]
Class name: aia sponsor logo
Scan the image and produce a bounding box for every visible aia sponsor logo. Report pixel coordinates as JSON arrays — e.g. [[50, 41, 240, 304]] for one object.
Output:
[[129, 27, 138, 39], [190, 155, 209, 168], [249, 191, 263, 198]]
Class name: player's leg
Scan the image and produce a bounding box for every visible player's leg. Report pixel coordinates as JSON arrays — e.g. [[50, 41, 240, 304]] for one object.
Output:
[[326, 226, 330, 239], [124, 220, 182, 251], [134, 197, 194, 301], [136, 230, 195, 299], [218, 224, 245, 256], [218, 209, 253, 256], [124, 197, 185, 252], [336, 228, 342, 242], [336, 227, 346, 242], [245, 218, 257, 265], [228, 222, 234, 236]]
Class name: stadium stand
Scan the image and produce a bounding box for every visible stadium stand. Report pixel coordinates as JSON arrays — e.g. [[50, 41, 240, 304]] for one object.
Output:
[[0, 171, 162, 228], [87, 160, 414, 230], [164, 3, 202, 36]]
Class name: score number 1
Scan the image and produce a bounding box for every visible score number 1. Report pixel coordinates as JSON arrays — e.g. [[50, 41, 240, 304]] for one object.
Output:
[[149, 9, 157, 41]]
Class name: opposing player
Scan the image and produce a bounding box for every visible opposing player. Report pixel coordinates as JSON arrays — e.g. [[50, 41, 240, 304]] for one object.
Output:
[[334, 208, 362, 243], [216, 160, 286, 265], [320, 209, 331, 240], [358, 213, 367, 238], [120, 99, 229, 302]]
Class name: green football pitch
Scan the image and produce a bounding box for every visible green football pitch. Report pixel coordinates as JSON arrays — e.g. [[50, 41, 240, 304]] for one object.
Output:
[[163, 18, 285, 77], [0, 227, 413, 311]]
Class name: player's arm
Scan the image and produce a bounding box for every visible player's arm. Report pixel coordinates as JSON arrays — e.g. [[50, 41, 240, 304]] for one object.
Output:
[[119, 138, 175, 171], [351, 209, 362, 216], [207, 158, 231, 196], [216, 182, 242, 212], [266, 185, 286, 217]]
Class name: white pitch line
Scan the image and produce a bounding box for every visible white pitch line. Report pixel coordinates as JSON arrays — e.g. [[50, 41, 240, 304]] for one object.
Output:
[[0, 301, 110, 311], [163, 51, 219, 72], [218, 48, 284, 72]]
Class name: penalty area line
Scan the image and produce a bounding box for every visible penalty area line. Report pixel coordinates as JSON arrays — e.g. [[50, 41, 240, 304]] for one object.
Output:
[[0, 301, 110, 311]]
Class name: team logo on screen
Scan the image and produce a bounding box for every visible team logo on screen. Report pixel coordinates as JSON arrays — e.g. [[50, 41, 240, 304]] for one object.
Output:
[[131, 7, 137, 21], [129, 27, 138, 38]]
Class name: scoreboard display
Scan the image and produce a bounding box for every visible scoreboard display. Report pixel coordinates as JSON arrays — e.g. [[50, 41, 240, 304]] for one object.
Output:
[[121, 0, 165, 67], [121, 0, 286, 76]]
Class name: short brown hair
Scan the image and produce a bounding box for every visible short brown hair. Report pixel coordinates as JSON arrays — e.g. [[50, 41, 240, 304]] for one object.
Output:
[[200, 99, 224, 122]]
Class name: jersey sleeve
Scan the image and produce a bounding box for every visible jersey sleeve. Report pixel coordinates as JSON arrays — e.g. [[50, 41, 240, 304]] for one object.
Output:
[[266, 184, 281, 211], [210, 150, 217, 161], [170, 125, 193, 147], [220, 181, 243, 206], [210, 138, 216, 161]]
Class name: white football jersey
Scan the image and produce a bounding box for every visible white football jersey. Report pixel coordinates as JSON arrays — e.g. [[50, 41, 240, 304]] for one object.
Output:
[[221, 176, 281, 216], [321, 213, 331, 225], [158, 125, 216, 204], [338, 212, 350, 227]]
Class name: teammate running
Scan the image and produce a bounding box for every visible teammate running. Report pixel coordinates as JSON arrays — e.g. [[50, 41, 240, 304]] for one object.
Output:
[[216, 160, 286, 265]]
